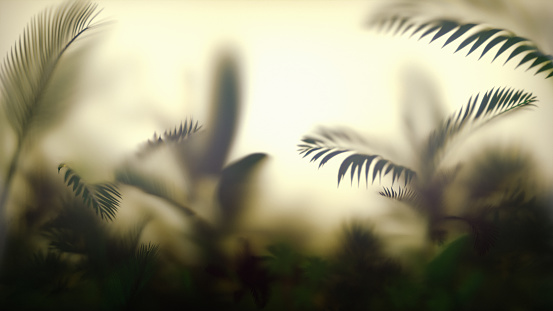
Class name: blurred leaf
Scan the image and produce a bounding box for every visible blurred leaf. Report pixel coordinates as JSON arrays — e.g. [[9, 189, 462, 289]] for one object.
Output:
[[58, 163, 121, 221], [426, 235, 469, 284], [137, 119, 202, 158], [379, 186, 420, 205], [197, 54, 241, 175], [217, 153, 267, 227], [426, 87, 536, 163], [104, 243, 159, 309], [0, 0, 105, 140], [371, 16, 553, 78], [298, 128, 416, 187]]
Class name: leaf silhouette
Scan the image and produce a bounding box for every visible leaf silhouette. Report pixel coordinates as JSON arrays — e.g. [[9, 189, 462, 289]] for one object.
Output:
[[217, 153, 267, 229], [379, 186, 420, 206], [137, 118, 202, 157], [371, 16, 553, 78], [0, 1, 105, 140], [298, 128, 416, 186], [58, 163, 121, 221], [197, 54, 241, 175], [426, 87, 536, 162]]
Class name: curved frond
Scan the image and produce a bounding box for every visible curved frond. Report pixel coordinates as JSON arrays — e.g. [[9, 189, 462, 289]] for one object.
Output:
[[427, 87, 536, 161], [0, 1, 104, 139], [298, 128, 416, 186], [371, 16, 553, 79], [58, 163, 120, 221], [137, 119, 202, 157], [379, 186, 420, 206]]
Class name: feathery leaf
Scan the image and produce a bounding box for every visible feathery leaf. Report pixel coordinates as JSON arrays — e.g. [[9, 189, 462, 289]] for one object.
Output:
[[298, 128, 416, 186], [137, 118, 202, 157], [371, 16, 553, 78], [426, 87, 536, 162], [58, 163, 121, 221], [0, 1, 104, 139], [379, 186, 421, 205]]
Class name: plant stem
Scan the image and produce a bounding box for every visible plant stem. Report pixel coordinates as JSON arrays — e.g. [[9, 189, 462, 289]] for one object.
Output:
[[0, 139, 23, 265]]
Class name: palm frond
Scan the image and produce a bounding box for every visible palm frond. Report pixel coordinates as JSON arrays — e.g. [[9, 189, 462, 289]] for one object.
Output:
[[58, 163, 121, 221], [371, 16, 553, 78], [298, 128, 416, 186], [379, 186, 421, 206], [426, 87, 536, 161], [0, 1, 104, 140], [137, 119, 202, 157]]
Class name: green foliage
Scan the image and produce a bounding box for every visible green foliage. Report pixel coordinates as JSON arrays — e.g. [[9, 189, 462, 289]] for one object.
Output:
[[371, 16, 553, 78], [104, 243, 160, 309], [426, 87, 536, 164], [0, 0, 104, 140], [298, 128, 416, 187], [137, 118, 202, 157], [379, 186, 420, 204], [58, 163, 121, 221], [299, 84, 537, 256], [299, 87, 536, 189], [3, 1, 553, 310]]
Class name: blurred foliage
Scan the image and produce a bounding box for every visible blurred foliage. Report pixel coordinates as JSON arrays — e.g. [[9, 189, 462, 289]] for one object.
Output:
[[1, 1, 553, 310]]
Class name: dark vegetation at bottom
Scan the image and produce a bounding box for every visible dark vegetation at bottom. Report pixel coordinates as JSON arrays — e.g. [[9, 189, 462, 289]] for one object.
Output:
[[1, 172, 552, 311]]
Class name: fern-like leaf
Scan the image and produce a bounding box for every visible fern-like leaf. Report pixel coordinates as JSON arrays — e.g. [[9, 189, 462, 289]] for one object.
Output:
[[58, 163, 121, 221], [379, 186, 420, 205], [0, 1, 105, 140], [426, 87, 536, 161], [298, 128, 416, 186], [372, 16, 553, 78], [137, 119, 202, 157]]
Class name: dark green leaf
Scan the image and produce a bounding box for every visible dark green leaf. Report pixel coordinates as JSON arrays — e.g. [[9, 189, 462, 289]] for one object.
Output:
[[58, 163, 120, 221], [371, 15, 553, 78], [298, 129, 415, 187], [426, 87, 536, 163]]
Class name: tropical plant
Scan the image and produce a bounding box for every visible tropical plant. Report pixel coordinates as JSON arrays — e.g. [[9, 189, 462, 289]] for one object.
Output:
[[299, 87, 536, 253], [58, 163, 121, 221], [0, 0, 107, 263], [298, 0, 553, 254], [369, 1, 553, 79]]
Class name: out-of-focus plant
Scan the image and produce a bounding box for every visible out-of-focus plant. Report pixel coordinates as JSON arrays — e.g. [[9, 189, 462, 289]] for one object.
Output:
[[299, 0, 553, 255], [0, 0, 108, 263], [299, 87, 537, 254], [110, 53, 270, 309], [370, 0, 553, 79]]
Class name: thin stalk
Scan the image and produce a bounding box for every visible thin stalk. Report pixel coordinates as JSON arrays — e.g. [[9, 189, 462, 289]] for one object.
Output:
[[0, 138, 23, 264]]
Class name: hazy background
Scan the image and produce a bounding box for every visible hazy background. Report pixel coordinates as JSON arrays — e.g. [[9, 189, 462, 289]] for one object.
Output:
[[1, 0, 552, 259]]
